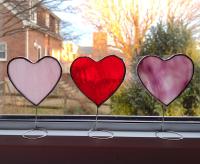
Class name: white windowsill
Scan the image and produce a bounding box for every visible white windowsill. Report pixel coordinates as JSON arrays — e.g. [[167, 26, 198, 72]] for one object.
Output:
[[0, 130, 200, 139], [0, 58, 7, 61]]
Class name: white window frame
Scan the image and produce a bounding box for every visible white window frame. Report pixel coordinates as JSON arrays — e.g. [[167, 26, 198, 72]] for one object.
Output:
[[55, 20, 59, 34], [45, 13, 50, 27], [37, 46, 42, 59], [29, 0, 37, 24], [0, 42, 7, 61], [0, 116, 200, 132]]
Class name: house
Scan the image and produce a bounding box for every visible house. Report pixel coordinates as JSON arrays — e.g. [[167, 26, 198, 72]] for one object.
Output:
[[77, 32, 124, 59], [77, 31, 131, 81], [0, 0, 63, 81]]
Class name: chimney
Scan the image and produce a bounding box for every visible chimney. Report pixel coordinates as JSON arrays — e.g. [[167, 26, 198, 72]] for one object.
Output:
[[93, 32, 107, 58]]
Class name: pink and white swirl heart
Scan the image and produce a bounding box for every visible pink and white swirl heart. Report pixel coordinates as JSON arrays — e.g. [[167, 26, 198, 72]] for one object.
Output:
[[137, 54, 194, 106], [7, 56, 62, 106]]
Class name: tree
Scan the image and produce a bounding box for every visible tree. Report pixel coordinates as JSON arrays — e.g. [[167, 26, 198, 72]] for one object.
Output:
[[181, 65, 200, 116], [140, 21, 195, 58], [82, 0, 160, 58], [0, 0, 77, 40], [166, 0, 200, 40], [111, 21, 200, 116], [111, 81, 161, 116], [82, 0, 200, 59]]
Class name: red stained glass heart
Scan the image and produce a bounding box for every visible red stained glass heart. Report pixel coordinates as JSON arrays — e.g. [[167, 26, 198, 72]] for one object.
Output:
[[70, 55, 126, 107], [137, 54, 194, 106]]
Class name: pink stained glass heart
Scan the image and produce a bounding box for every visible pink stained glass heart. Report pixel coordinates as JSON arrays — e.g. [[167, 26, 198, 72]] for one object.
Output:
[[7, 56, 62, 106], [137, 54, 194, 106]]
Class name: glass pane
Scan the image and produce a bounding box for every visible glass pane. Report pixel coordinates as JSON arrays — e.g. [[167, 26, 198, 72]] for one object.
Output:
[[0, 0, 200, 117], [0, 52, 5, 59], [0, 44, 5, 52]]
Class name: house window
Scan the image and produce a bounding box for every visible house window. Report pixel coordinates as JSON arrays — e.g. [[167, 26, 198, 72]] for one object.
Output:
[[30, 0, 37, 23], [55, 20, 59, 34], [31, 11, 37, 23], [0, 43, 7, 61], [45, 13, 50, 27]]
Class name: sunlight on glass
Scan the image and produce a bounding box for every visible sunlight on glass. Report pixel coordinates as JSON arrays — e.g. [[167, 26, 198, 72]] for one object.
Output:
[[0, 0, 199, 117]]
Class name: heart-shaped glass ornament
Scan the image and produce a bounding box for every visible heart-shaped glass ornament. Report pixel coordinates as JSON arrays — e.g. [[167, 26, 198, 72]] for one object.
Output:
[[70, 55, 126, 139], [7, 56, 62, 139], [70, 55, 126, 107], [137, 54, 194, 140], [7, 56, 62, 106], [137, 54, 194, 106]]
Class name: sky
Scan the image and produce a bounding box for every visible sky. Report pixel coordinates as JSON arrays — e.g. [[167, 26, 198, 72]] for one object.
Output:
[[53, 0, 199, 47], [54, 0, 95, 46], [53, 0, 168, 46]]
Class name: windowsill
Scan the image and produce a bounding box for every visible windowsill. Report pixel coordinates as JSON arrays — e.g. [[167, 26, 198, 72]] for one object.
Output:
[[0, 127, 200, 163], [0, 59, 7, 62], [0, 116, 200, 143], [0, 129, 200, 139], [0, 130, 200, 151]]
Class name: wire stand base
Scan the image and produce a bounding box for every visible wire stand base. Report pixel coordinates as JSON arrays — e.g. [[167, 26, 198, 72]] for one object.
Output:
[[88, 106, 114, 140], [155, 131, 183, 140], [22, 107, 48, 140], [88, 129, 114, 140], [22, 128, 48, 140], [155, 105, 183, 140]]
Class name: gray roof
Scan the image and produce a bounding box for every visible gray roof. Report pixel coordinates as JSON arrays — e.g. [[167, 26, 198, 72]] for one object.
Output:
[[78, 46, 93, 55]]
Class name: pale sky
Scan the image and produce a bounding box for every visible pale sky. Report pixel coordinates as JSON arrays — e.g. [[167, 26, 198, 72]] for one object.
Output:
[[54, 0, 168, 46], [53, 0, 199, 46], [54, 0, 95, 46]]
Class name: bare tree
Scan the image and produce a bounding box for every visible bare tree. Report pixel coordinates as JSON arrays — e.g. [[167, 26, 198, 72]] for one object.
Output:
[[166, 0, 200, 39], [82, 0, 200, 59], [0, 0, 77, 40], [82, 0, 160, 58]]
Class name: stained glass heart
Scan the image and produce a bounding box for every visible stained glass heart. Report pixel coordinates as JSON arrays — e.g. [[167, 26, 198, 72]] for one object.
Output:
[[70, 55, 126, 107], [7, 56, 62, 106], [137, 54, 194, 106]]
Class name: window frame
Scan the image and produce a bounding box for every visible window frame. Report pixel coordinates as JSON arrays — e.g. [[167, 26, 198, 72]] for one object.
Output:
[[0, 115, 200, 132], [0, 42, 7, 61], [29, 0, 37, 24], [0, 1, 197, 142], [45, 12, 50, 27], [37, 45, 42, 59], [55, 20, 59, 34]]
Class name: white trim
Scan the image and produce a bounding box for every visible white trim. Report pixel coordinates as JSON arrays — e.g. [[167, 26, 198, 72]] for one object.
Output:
[[45, 47, 48, 56], [55, 20, 59, 34], [45, 12, 50, 27], [33, 41, 42, 59], [26, 29, 29, 59], [30, 11, 37, 24], [0, 130, 199, 139], [1, 117, 200, 131], [44, 34, 48, 56], [37, 45, 42, 59], [0, 42, 7, 61], [29, 0, 38, 24]]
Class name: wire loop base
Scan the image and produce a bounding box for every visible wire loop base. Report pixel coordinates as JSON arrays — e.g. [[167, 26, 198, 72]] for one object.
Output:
[[88, 129, 114, 140], [155, 131, 183, 140], [22, 127, 48, 140]]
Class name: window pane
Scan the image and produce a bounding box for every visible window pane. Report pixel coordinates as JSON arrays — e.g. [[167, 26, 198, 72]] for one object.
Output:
[[0, 52, 5, 59], [0, 44, 5, 52], [0, 0, 200, 117]]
